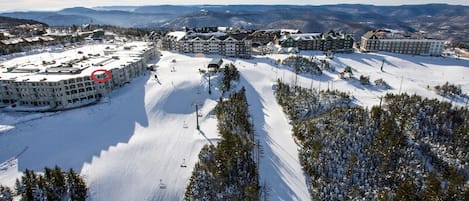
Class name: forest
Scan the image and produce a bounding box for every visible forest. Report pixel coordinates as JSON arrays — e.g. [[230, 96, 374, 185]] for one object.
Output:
[[275, 80, 468, 200]]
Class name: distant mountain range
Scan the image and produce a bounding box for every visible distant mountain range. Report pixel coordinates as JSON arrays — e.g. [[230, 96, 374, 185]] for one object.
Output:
[[1, 4, 468, 44], [0, 16, 47, 28]]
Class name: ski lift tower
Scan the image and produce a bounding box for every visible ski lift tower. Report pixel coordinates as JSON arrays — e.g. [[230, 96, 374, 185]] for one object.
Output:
[[195, 104, 200, 130], [208, 72, 211, 95], [193, 100, 202, 130]]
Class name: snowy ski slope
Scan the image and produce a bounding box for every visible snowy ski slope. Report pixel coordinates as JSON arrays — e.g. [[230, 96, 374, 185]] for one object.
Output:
[[1, 50, 468, 201]]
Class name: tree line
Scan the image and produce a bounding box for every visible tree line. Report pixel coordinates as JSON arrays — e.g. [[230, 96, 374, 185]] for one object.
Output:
[[0, 166, 87, 201]]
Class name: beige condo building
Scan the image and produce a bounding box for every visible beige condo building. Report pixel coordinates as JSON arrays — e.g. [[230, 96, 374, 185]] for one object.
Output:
[[0, 42, 157, 111], [360, 29, 445, 56]]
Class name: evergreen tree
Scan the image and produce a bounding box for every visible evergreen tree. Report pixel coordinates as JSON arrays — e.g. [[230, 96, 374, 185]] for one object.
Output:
[[20, 169, 36, 201], [33, 175, 46, 201], [0, 185, 13, 201], [15, 179, 24, 197], [44, 166, 66, 201], [67, 169, 87, 201], [421, 171, 442, 200], [396, 179, 418, 201]]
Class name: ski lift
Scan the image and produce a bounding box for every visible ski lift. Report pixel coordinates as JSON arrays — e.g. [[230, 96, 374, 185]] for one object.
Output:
[[180, 158, 187, 168]]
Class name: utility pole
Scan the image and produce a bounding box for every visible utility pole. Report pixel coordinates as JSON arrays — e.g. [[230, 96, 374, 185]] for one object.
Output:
[[196, 104, 200, 130], [380, 59, 385, 72]]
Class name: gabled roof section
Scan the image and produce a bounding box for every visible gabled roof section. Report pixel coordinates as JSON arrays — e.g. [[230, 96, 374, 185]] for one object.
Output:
[[224, 36, 238, 42], [167, 31, 187, 41], [362, 31, 376, 40], [208, 36, 221, 41]]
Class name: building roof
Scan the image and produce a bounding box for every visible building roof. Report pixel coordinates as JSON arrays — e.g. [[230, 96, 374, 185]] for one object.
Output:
[[23, 36, 41, 43], [209, 58, 223, 66], [166, 30, 250, 42], [0, 38, 24, 45], [361, 31, 376, 39], [0, 41, 153, 82], [167, 31, 187, 41], [362, 29, 443, 41], [279, 33, 321, 41]]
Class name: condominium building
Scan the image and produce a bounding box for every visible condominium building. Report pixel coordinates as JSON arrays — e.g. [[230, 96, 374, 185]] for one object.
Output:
[[276, 30, 354, 52], [249, 29, 299, 46], [360, 29, 445, 56], [0, 41, 157, 111], [162, 31, 252, 58]]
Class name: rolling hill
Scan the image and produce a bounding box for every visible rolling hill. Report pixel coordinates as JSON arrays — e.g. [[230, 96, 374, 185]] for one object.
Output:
[[1, 4, 468, 44]]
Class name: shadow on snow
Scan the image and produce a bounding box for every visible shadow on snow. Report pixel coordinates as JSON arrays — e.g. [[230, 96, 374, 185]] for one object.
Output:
[[0, 74, 151, 172]]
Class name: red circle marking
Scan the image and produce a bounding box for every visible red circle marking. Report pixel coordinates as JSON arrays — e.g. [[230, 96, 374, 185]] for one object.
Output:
[[91, 69, 112, 83]]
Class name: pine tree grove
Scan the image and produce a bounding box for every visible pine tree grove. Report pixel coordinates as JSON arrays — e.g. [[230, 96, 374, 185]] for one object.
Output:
[[275, 80, 469, 200], [185, 88, 259, 200], [13, 167, 87, 201]]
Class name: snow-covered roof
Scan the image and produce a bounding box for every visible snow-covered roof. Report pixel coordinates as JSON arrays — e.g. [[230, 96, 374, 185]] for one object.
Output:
[[23, 37, 41, 43], [39, 36, 55, 41], [186, 32, 227, 39], [279, 33, 322, 41], [217, 27, 228, 32], [0, 41, 153, 82], [363, 29, 444, 41], [167, 31, 187, 41], [0, 38, 24, 45], [280, 29, 300, 34]]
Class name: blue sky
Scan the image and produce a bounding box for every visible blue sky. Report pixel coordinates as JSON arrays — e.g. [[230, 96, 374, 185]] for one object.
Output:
[[0, 0, 467, 11]]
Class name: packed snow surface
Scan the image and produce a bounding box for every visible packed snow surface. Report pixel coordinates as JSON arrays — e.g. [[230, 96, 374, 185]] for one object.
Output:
[[1, 50, 468, 201]]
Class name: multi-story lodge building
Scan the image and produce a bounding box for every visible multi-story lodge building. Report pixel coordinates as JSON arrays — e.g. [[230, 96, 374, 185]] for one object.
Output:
[[275, 30, 354, 52], [360, 29, 445, 56], [161, 30, 252, 58], [0, 42, 157, 111], [249, 29, 300, 46]]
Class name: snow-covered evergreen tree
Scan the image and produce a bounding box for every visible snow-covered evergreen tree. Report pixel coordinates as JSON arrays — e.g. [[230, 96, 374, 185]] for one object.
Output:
[[0, 185, 13, 201], [11, 166, 87, 201], [67, 169, 87, 201]]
